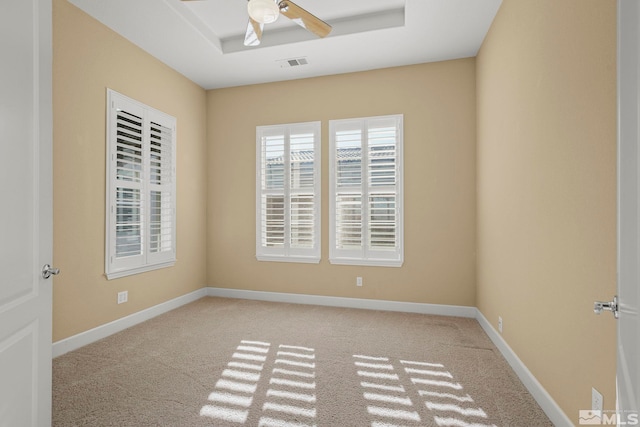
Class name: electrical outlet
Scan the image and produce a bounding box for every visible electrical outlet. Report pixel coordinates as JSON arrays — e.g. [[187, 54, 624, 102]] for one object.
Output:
[[356, 277, 363, 287], [592, 387, 603, 413], [117, 291, 128, 304], [498, 316, 503, 334]]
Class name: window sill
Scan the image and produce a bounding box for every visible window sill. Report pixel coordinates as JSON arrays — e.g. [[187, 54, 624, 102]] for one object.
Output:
[[256, 255, 321, 264], [105, 260, 176, 280], [329, 257, 403, 267]]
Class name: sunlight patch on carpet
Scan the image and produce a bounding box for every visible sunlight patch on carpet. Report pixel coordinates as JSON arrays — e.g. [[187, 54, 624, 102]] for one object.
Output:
[[215, 379, 259, 394], [356, 361, 395, 370], [263, 402, 317, 417], [258, 416, 315, 427], [277, 351, 315, 360], [404, 367, 453, 378], [411, 378, 463, 390], [353, 354, 422, 426], [275, 359, 315, 369], [418, 390, 474, 403], [200, 404, 249, 423], [367, 406, 421, 421], [371, 422, 414, 427], [358, 371, 400, 380], [199, 341, 497, 426], [263, 344, 317, 426], [355, 355, 497, 427], [269, 377, 316, 389], [222, 369, 262, 382], [272, 367, 315, 378], [267, 389, 316, 403], [233, 352, 268, 362], [402, 358, 496, 427], [363, 392, 413, 406], [238, 345, 270, 354], [433, 417, 497, 427], [400, 360, 444, 368], [200, 340, 317, 426], [426, 402, 488, 418], [361, 381, 406, 393], [208, 391, 253, 407]]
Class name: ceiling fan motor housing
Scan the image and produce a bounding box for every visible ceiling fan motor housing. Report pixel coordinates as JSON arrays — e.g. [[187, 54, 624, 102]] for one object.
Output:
[[247, 0, 280, 24]]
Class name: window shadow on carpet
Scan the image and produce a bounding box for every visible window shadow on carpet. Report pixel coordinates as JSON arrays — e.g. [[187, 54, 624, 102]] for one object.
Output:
[[200, 339, 497, 427]]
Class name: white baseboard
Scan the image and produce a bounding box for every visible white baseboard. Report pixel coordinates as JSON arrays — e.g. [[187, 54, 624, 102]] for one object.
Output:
[[475, 309, 573, 427], [52, 288, 208, 358], [206, 286, 477, 318]]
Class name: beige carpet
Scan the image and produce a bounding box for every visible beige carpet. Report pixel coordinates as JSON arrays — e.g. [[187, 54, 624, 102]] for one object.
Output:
[[53, 297, 553, 426]]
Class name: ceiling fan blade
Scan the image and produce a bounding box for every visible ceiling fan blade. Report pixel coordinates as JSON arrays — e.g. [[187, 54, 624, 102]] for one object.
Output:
[[244, 18, 263, 46], [278, 0, 331, 38]]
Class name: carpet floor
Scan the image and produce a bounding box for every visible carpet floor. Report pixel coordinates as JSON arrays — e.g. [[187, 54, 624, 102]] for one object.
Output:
[[53, 297, 553, 426]]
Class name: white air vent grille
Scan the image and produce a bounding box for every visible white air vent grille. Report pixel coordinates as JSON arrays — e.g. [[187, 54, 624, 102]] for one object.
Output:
[[278, 57, 309, 68]]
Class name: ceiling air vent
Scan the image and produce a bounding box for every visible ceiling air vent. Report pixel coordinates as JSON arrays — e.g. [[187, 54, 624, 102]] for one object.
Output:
[[277, 57, 309, 68]]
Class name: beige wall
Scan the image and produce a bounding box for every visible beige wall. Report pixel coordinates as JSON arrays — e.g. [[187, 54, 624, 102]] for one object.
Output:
[[52, 0, 620, 422], [476, 0, 618, 422], [207, 60, 477, 305], [52, 0, 208, 341]]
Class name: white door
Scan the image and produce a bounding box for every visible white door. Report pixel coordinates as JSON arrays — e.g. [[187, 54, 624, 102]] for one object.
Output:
[[0, 0, 54, 426], [617, 0, 640, 421]]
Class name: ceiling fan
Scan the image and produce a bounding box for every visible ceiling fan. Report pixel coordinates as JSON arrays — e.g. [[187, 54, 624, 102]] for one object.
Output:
[[181, 0, 332, 47]]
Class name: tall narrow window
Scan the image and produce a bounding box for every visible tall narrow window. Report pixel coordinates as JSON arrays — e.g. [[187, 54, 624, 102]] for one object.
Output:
[[329, 115, 403, 266], [106, 89, 176, 279], [256, 122, 321, 263]]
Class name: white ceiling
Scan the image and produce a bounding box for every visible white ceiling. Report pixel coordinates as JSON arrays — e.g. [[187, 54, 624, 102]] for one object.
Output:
[[67, 0, 502, 90]]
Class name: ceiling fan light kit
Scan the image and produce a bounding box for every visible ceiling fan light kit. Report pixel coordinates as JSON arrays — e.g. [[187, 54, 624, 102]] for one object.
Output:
[[247, 0, 280, 24]]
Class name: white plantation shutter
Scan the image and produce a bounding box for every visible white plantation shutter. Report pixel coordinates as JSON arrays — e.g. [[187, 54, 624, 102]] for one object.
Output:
[[256, 122, 320, 263], [329, 115, 403, 266], [106, 89, 176, 279]]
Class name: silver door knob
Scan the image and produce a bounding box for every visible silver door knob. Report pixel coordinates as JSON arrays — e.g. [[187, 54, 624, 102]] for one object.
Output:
[[594, 295, 618, 319], [42, 264, 60, 279]]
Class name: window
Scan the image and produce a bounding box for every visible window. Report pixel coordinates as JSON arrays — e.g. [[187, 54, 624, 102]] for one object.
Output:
[[256, 122, 321, 263], [105, 89, 176, 279], [329, 115, 403, 266]]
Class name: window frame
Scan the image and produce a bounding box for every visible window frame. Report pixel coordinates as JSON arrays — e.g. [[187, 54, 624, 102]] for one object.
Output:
[[255, 121, 321, 263], [329, 114, 404, 267], [105, 89, 177, 279]]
